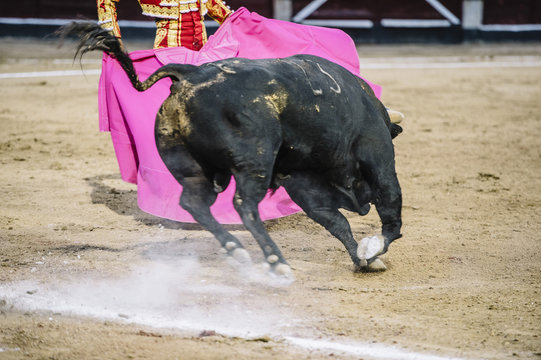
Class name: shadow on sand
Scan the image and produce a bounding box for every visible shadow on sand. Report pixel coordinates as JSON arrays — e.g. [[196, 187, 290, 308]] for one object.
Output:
[[84, 173, 245, 232]]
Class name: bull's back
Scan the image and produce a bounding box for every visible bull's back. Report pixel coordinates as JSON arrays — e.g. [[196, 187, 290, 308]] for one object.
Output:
[[271, 55, 384, 166], [159, 55, 386, 170]]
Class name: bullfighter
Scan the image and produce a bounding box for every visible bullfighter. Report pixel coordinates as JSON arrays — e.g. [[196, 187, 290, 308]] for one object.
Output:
[[97, 0, 232, 50]]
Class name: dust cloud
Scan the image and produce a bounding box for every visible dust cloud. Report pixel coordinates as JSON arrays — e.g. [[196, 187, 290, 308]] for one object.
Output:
[[1, 242, 297, 338]]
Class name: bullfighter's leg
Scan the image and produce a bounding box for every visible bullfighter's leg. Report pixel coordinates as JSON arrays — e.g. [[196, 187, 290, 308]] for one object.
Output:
[[355, 131, 402, 265], [280, 172, 385, 271], [232, 171, 292, 277]]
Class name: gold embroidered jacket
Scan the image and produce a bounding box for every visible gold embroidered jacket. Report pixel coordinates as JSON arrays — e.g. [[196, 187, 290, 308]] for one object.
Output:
[[97, 0, 232, 49]]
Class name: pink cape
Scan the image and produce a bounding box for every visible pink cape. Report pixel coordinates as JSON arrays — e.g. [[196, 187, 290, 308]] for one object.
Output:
[[98, 7, 381, 224]]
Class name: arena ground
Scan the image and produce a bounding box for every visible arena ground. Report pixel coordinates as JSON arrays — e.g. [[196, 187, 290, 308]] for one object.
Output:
[[0, 38, 540, 359]]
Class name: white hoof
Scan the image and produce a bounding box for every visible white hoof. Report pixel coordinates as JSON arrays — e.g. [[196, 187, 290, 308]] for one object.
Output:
[[266, 254, 279, 264], [367, 258, 387, 272], [357, 235, 385, 266], [274, 263, 293, 278], [232, 248, 252, 264]]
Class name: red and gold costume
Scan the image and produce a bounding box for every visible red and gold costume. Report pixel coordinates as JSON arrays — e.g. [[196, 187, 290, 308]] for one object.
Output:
[[97, 0, 232, 50]]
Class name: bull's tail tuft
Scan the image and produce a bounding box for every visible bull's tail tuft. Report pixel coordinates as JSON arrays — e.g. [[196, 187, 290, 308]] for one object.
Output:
[[57, 22, 122, 61], [57, 21, 195, 91]]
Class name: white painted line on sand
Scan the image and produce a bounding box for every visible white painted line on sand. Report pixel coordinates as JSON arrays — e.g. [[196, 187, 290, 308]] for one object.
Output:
[[1, 280, 469, 360], [52, 58, 102, 65], [2, 58, 540, 80], [0, 69, 101, 79], [286, 337, 466, 360]]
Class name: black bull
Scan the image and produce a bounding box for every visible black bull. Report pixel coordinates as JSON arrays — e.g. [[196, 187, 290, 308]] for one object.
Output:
[[62, 22, 402, 275]]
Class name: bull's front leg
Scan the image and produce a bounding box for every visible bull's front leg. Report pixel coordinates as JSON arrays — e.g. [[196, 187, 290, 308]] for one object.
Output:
[[356, 132, 402, 267], [356, 171, 401, 268], [280, 172, 386, 272]]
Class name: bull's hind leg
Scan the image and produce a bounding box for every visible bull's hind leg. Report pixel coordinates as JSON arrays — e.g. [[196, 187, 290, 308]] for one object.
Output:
[[159, 147, 251, 264], [179, 177, 252, 264], [232, 171, 292, 277]]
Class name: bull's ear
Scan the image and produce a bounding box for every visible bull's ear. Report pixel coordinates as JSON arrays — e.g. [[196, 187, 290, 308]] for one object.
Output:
[[390, 123, 403, 139]]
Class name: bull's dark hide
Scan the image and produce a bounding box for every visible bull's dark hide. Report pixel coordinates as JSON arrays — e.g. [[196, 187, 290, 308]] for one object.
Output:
[[61, 22, 403, 274]]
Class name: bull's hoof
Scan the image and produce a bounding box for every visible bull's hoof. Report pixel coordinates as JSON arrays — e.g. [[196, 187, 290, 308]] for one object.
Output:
[[265, 254, 294, 278], [357, 235, 385, 267], [355, 257, 387, 272], [367, 258, 387, 272], [232, 248, 252, 264], [223, 242, 252, 265], [273, 263, 293, 278]]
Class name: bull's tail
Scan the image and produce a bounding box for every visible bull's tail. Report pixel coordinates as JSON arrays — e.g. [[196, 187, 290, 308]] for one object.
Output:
[[57, 21, 195, 91]]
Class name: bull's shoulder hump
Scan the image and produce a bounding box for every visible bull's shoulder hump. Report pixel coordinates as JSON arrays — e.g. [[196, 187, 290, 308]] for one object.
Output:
[[278, 55, 352, 79], [205, 57, 279, 70], [199, 58, 286, 82], [281, 54, 337, 67]]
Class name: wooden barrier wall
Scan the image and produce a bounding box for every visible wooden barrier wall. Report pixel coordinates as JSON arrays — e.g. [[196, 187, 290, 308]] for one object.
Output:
[[3, 0, 540, 25]]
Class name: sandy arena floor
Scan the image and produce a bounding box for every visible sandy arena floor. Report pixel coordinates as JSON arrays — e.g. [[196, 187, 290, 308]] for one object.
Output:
[[0, 37, 540, 359]]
